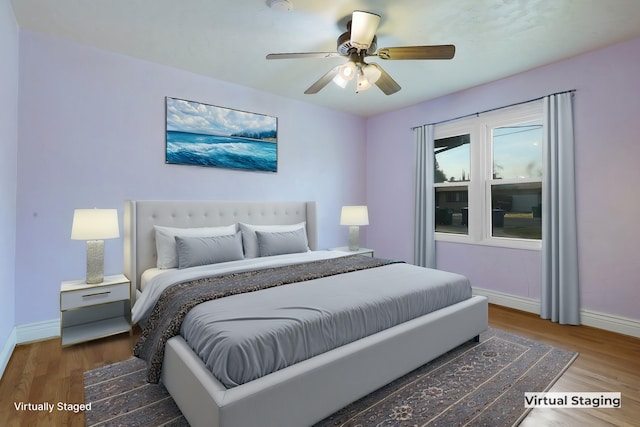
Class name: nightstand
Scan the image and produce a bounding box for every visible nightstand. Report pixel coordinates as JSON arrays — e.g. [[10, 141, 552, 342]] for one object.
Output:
[[329, 246, 375, 257], [60, 274, 132, 346]]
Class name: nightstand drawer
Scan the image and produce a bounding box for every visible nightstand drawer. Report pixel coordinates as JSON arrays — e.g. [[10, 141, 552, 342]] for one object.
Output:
[[61, 283, 129, 310]]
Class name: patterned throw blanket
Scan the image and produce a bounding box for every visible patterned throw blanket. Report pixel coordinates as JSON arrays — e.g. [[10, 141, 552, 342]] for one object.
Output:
[[134, 255, 402, 383]]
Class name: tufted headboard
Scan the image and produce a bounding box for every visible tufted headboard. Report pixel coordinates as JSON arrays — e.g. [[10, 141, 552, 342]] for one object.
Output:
[[123, 200, 318, 293]]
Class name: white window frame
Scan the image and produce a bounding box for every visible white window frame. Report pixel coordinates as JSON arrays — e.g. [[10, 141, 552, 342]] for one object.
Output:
[[434, 101, 543, 251]]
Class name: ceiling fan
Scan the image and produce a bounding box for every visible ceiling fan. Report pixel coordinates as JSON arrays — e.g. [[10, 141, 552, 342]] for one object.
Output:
[[266, 10, 455, 95]]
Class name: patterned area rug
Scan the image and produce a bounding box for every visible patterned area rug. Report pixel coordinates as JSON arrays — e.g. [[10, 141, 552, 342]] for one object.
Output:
[[83, 328, 577, 427]]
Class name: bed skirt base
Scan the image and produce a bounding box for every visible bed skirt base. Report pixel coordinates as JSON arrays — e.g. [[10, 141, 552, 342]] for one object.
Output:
[[161, 295, 488, 427]]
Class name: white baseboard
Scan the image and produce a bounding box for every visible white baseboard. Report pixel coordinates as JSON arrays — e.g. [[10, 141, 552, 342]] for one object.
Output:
[[0, 327, 17, 381], [580, 308, 640, 339], [472, 288, 539, 314], [0, 320, 60, 380], [15, 318, 60, 344], [473, 287, 640, 338]]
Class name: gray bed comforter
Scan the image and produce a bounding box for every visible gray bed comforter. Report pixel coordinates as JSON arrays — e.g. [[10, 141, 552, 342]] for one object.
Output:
[[181, 260, 472, 388], [135, 254, 401, 383]]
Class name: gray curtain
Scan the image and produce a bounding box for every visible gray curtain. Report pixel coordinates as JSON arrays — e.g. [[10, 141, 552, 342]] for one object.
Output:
[[541, 92, 580, 324], [414, 125, 436, 268]]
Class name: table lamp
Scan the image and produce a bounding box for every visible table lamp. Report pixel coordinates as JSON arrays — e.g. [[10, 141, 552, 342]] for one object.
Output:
[[340, 206, 369, 251], [71, 208, 120, 284]]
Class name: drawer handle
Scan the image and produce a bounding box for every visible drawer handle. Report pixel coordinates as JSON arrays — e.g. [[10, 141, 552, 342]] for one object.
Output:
[[82, 291, 111, 299]]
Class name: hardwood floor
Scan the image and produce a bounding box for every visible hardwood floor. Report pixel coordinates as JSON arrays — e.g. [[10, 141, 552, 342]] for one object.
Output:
[[0, 329, 140, 427], [490, 306, 640, 427], [1, 305, 638, 427]]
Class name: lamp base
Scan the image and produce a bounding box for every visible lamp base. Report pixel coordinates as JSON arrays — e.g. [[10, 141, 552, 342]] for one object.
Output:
[[348, 226, 360, 251], [86, 240, 105, 284]]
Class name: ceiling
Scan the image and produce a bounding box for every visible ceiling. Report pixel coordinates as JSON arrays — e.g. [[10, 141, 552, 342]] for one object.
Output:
[[11, 0, 640, 117]]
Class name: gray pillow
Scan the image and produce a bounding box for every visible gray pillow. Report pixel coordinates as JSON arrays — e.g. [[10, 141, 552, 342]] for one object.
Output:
[[154, 224, 237, 269], [239, 222, 307, 258], [256, 228, 309, 257], [175, 232, 244, 269]]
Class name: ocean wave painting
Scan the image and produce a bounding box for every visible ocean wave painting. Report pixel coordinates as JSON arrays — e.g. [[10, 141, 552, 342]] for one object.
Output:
[[165, 97, 277, 172]]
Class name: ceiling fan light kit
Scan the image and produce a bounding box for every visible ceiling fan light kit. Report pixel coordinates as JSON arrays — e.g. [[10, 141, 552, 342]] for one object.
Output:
[[362, 63, 381, 83], [339, 61, 356, 80], [356, 70, 371, 92], [332, 75, 349, 89], [266, 10, 455, 95]]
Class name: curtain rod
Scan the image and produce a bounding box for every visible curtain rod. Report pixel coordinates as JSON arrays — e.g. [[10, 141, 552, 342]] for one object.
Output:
[[412, 89, 576, 130]]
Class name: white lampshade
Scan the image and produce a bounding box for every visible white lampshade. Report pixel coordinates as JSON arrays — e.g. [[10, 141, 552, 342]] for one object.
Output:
[[362, 63, 382, 84], [71, 209, 120, 240], [340, 206, 369, 226], [332, 73, 350, 89], [333, 61, 356, 88], [339, 61, 356, 80]]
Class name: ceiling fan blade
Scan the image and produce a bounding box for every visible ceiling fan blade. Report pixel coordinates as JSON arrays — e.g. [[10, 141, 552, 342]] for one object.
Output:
[[369, 63, 401, 95], [350, 10, 381, 50], [376, 45, 456, 60], [266, 52, 343, 60], [304, 65, 342, 94]]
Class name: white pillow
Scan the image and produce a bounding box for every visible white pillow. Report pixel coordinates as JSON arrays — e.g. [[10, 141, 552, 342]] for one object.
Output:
[[239, 222, 308, 258], [154, 224, 237, 268]]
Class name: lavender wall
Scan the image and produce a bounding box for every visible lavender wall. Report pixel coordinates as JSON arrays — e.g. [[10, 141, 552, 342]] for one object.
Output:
[[0, 0, 18, 357], [366, 37, 640, 320], [11, 27, 640, 330], [15, 31, 367, 325]]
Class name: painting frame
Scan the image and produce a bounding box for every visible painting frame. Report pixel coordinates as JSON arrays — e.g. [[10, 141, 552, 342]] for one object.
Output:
[[165, 97, 278, 173]]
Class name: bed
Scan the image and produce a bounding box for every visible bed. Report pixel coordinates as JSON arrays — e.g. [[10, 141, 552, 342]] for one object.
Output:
[[124, 200, 488, 427]]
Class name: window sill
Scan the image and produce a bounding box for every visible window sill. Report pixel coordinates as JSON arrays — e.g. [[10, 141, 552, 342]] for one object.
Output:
[[435, 233, 541, 251]]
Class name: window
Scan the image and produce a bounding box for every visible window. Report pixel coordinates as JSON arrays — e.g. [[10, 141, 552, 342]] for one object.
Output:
[[434, 134, 470, 235], [489, 122, 542, 240], [433, 101, 543, 249]]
